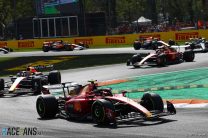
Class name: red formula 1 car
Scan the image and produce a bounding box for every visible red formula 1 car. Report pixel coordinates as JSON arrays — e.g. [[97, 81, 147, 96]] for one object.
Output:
[[36, 80, 176, 127], [127, 43, 195, 68], [42, 40, 89, 52]]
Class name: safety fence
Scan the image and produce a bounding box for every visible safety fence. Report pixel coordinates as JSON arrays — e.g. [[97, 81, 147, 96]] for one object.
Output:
[[1, 29, 208, 49]]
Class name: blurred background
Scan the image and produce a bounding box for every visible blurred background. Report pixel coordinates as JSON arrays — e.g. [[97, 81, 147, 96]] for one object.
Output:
[[0, 0, 207, 40]]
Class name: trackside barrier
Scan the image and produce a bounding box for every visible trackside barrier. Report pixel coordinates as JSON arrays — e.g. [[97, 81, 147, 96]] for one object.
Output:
[[1, 29, 208, 49]]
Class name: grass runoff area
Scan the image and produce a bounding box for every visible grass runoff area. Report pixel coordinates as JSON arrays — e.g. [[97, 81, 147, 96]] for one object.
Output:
[[101, 67, 208, 100], [0, 54, 133, 76]]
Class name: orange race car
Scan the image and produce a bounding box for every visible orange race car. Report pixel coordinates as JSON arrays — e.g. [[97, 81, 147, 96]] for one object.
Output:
[[42, 40, 89, 52]]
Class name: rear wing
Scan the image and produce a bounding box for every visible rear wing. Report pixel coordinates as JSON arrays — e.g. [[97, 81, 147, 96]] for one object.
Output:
[[28, 64, 54, 72]]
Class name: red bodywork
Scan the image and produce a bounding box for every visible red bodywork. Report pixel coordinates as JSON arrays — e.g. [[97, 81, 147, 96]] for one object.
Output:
[[38, 81, 176, 126], [43, 41, 74, 51], [156, 46, 183, 61]]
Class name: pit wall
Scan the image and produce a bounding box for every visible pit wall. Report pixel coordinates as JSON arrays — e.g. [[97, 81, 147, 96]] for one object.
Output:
[[1, 29, 208, 49]]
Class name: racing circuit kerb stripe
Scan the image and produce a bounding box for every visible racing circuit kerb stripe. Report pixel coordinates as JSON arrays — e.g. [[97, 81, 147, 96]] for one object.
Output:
[[111, 84, 208, 94]]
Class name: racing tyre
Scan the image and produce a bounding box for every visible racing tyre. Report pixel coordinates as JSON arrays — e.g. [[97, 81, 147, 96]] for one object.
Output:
[[92, 99, 115, 125], [48, 70, 61, 84], [133, 42, 141, 50], [32, 78, 42, 95], [3, 50, 8, 54], [36, 95, 58, 118], [131, 54, 142, 65], [42, 46, 49, 52], [140, 92, 164, 112], [156, 54, 166, 66], [0, 79, 4, 91], [183, 50, 194, 62]]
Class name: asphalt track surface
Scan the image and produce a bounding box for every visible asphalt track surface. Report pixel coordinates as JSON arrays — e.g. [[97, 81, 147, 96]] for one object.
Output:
[[0, 48, 138, 57], [1, 48, 208, 138]]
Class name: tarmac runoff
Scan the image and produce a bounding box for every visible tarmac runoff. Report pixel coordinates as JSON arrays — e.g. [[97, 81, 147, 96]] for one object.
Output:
[[100, 67, 208, 108]]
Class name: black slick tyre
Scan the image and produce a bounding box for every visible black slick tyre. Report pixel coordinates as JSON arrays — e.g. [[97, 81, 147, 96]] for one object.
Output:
[[0, 79, 4, 91], [133, 42, 141, 50], [156, 54, 166, 66], [183, 50, 195, 62], [43, 46, 49, 52], [92, 99, 115, 125], [36, 95, 58, 118], [48, 70, 61, 84], [140, 92, 164, 112], [32, 78, 42, 95]]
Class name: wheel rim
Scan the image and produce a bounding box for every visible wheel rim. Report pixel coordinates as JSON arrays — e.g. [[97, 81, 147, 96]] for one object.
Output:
[[93, 103, 104, 122], [37, 99, 45, 116]]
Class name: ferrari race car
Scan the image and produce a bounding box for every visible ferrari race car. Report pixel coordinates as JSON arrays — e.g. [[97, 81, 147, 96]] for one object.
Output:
[[0, 65, 61, 97], [36, 80, 176, 127], [42, 40, 89, 52], [133, 37, 159, 50], [127, 43, 195, 68], [0, 46, 13, 54]]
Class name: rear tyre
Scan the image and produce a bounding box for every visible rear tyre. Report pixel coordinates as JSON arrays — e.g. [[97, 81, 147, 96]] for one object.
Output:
[[43, 46, 49, 52], [36, 95, 58, 118], [48, 70, 61, 85], [140, 92, 164, 112], [133, 42, 141, 50], [0, 79, 4, 91], [183, 50, 194, 62]]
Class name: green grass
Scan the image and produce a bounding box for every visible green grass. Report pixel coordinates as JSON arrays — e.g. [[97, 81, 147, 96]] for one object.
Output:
[[13, 48, 42, 52], [0, 57, 15, 62]]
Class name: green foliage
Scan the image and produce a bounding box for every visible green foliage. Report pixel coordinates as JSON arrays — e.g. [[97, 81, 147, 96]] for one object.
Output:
[[0, 0, 207, 31]]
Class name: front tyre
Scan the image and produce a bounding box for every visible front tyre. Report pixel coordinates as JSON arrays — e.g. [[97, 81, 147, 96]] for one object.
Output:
[[183, 50, 195, 62], [140, 92, 164, 112], [156, 54, 166, 66], [92, 99, 115, 125], [32, 78, 42, 95], [36, 95, 58, 118], [92, 101, 105, 124]]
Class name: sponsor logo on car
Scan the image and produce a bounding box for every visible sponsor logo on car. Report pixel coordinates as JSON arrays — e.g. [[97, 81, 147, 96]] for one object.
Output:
[[0, 42, 7, 47], [18, 41, 34, 48], [74, 38, 93, 45], [175, 32, 199, 41], [105, 36, 125, 44]]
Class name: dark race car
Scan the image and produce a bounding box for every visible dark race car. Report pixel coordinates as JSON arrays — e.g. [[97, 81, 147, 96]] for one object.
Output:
[[184, 37, 208, 53], [42, 40, 89, 52], [133, 37, 159, 50], [0, 65, 61, 97], [36, 80, 176, 127], [0, 46, 13, 54], [127, 44, 195, 68]]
